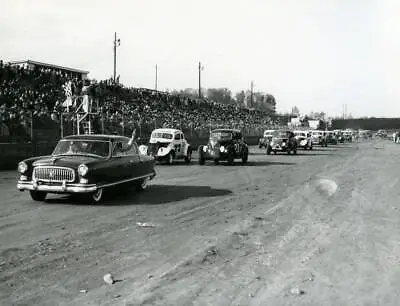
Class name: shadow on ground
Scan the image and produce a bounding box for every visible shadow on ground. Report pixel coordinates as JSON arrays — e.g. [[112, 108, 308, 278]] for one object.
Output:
[[43, 184, 233, 206]]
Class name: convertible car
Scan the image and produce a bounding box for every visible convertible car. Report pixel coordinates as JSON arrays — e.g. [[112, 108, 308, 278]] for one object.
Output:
[[16, 134, 156, 203]]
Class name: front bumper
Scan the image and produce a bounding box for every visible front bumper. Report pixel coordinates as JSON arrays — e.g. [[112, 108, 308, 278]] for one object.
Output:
[[17, 180, 97, 194], [270, 143, 289, 151]]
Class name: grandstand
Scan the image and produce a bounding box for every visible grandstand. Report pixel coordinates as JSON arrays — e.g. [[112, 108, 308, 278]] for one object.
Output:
[[0, 59, 280, 143]]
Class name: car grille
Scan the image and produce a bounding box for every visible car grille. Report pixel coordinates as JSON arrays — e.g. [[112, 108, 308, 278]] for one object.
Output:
[[33, 166, 75, 183]]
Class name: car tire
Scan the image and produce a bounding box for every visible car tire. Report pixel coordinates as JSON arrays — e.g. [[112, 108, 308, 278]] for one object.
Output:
[[198, 149, 205, 165], [90, 188, 103, 204], [29, 190, 47, 202], [242, 148, 248, 164], [227, 150, 234, 165], [167, 151, 174, 165], [137, 177, 149, 191], [184, 149, 192, 164]]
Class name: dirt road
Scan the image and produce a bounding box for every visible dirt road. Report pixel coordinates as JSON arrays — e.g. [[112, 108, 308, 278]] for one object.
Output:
[[1, 140, 399, 306]]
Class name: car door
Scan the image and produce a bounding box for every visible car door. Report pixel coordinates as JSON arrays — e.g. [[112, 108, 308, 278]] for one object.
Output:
[[180, 133, 187, 156], [111, 140, 133, 181], [233, 132, 242, 157], [123, 141, 142, 179], [173, 133, 182, 157]]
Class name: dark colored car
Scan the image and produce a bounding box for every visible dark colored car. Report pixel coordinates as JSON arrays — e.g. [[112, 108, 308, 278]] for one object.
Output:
[[198, 129, 249, 165], [325, 131, 338, 145], [16, 134, 156, 203], [267, 130, 297, 155]]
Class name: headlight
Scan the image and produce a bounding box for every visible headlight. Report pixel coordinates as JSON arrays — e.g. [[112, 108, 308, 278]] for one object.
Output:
[[18, 161, 28, 174], [203, 146, 207, 152], [219, 145, 225, 152], [78, 164, 88, 177]]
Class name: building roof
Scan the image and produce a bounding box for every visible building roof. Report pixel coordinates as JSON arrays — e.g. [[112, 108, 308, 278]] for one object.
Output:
[[8, 60, 89, 74]]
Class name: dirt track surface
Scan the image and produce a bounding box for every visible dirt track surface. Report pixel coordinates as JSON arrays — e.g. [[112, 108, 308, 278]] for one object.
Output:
[[1, 140, 399, 306]]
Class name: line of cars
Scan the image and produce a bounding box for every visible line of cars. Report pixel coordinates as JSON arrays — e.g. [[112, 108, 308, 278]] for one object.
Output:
[[15, 126, 359, 203]]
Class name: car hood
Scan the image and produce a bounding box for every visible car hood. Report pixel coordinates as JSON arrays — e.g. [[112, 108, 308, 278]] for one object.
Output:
[[208, 139, 232, 148], [32, 155, 103, 168], [273, 137, 289, 142]]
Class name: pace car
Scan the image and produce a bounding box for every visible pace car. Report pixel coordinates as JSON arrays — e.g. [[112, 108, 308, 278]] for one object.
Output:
[[17, 134, 156, 203]]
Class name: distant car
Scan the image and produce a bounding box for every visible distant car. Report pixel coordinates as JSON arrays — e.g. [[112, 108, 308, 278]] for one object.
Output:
[[294, 130, 313, 150], [259, 129, 275, 148], [267, 130, 297, 155], [16, 134, 156, 203], [311, 130, 327, 147], [141, 128, 192, 165], [198, 129, 249, 165], [376, 129, 387, 138], [325, 131, 338, 145]]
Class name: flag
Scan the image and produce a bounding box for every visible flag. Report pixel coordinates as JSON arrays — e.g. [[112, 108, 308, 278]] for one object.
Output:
[[62, 81, 73, 111]]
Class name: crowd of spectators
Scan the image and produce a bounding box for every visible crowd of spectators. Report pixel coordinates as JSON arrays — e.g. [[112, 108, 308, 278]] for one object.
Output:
[[0, 59, 280, 141]]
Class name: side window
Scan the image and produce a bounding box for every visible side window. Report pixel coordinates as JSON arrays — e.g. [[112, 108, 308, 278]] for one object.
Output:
[[126, 142, 139, 155], [112, 141, 125, 157], [174, 134, 180, 140], [180, 133, 184, 140]]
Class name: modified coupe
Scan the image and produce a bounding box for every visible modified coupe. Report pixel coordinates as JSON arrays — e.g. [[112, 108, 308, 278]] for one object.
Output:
[[198, 129, 249, 165], [140, 128, 192, 165], [267, 130, 298, 155], [16, 133, 156, 203]]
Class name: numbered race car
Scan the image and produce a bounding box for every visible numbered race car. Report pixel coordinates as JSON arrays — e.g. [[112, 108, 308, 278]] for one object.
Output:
[[258, 129, 275, 148], [16, 133, 156, 203], [198, 129, 249, 165], [141, 128, 192, 165], [294, 130, 313, 150], [267, 130, 297, 155]]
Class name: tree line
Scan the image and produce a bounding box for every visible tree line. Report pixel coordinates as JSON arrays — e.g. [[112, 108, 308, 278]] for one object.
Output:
[[168, 88, 276, 113]]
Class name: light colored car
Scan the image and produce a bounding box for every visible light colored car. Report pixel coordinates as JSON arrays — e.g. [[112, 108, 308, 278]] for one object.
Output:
[[259, 129, 275, 148], [310, 130, 327, 147], [142, 128, 192, 165], [294, 130, 313, 150]]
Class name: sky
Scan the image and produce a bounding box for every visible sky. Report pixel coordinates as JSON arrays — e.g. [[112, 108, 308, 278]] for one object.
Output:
[[2, 0, 400, 118]]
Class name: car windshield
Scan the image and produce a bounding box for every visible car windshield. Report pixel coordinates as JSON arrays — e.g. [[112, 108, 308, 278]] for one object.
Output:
[[52, 140, 110, 158], [273, 131, 290, 138], [151, 132, 173, 140], [210, 131, 232, 140]]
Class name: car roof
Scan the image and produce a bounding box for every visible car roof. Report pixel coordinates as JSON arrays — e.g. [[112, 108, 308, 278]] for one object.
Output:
[[62, 134, 130, 142], [152, 128, 182, 134], [211, 129, 241, 133]]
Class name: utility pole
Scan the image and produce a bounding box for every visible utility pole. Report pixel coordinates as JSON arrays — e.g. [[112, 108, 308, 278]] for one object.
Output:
[[198, 61, 204, 98], [155, 64, 158, 91], [113, 32, 121, 83], [250, 81, 254, 108]]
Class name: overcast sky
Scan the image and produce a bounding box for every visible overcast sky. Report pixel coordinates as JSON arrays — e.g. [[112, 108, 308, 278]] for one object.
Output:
[[2, 0, 400, 117]]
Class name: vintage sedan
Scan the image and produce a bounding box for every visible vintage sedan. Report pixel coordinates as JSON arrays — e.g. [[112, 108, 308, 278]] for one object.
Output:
[[294, 130, 313, 150], [267, 130, 297, 155], [198, 129, 249, 165], [16, 134, 156, 203]]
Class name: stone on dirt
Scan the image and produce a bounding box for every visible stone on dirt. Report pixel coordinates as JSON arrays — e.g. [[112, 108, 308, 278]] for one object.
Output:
[[103, 273, 115, 285], [290, 287, 305, 295]]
